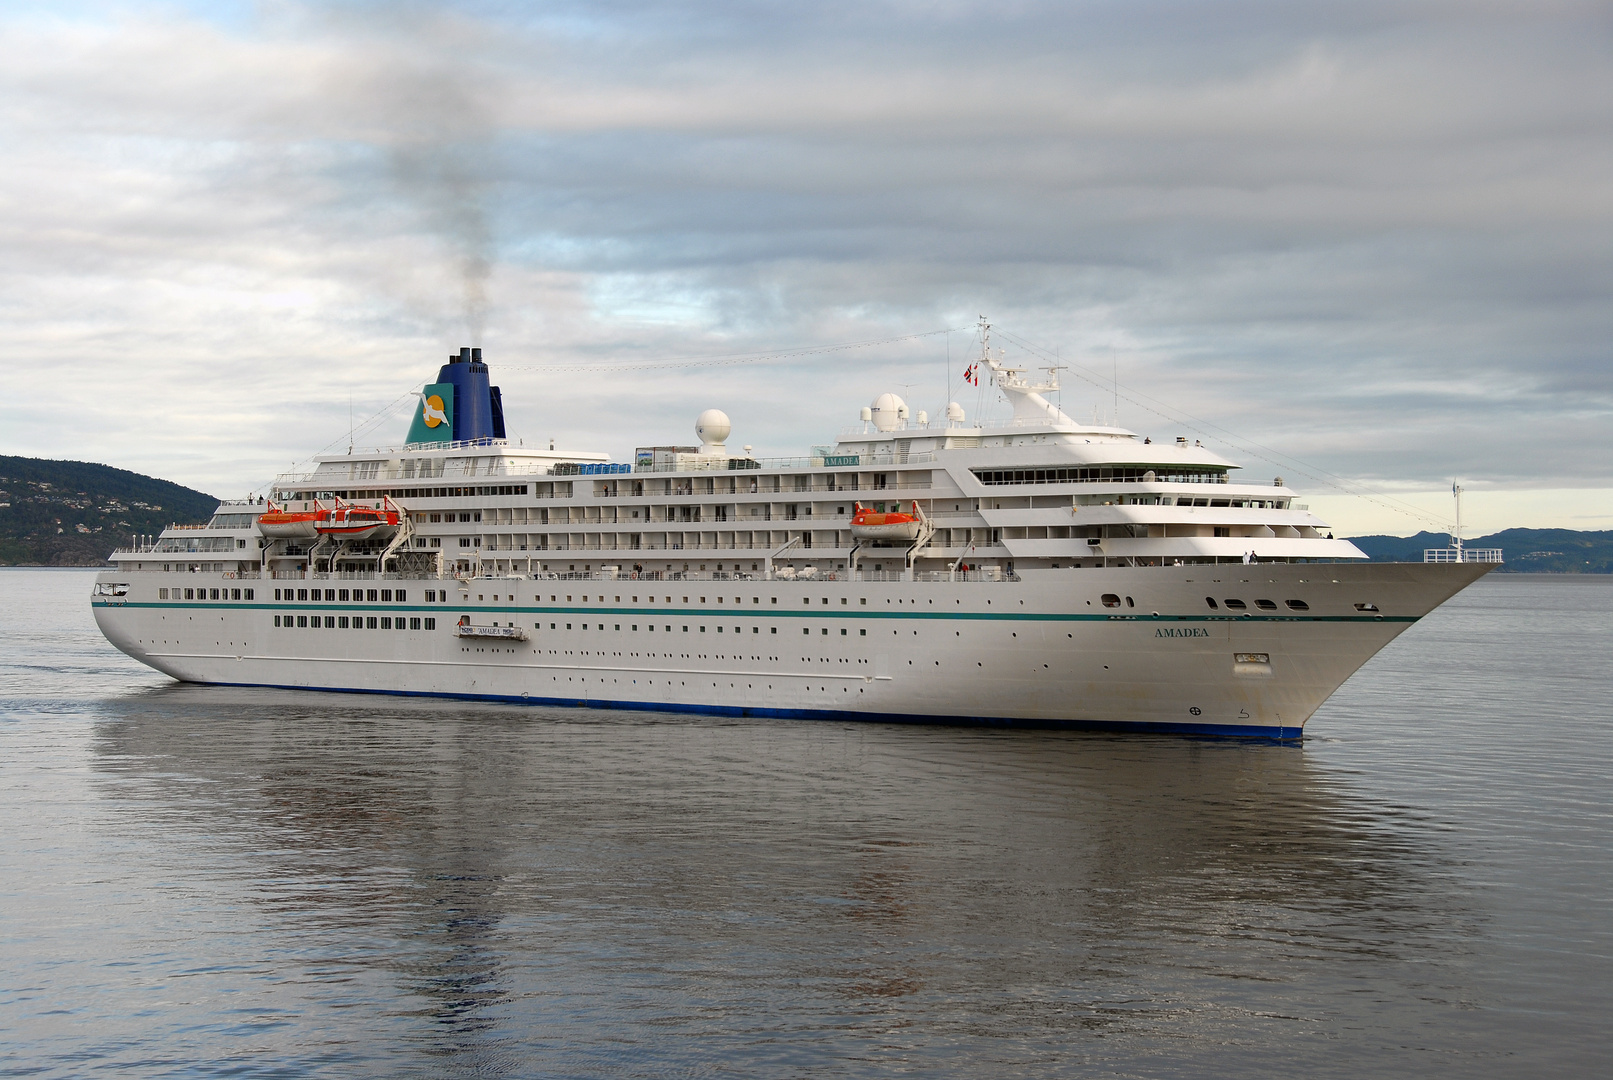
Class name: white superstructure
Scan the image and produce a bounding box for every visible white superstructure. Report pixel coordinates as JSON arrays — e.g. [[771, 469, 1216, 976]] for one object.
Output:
[[91, 327, 1492, 738]]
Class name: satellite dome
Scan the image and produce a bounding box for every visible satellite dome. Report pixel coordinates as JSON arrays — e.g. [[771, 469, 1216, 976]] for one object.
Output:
[[696, 408, 731, 452], [870, 392, 907, 432]]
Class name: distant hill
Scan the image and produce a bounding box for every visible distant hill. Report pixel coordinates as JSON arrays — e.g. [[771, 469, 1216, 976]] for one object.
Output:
[[1347, 528, 1613, 573], [0, 456, 217, 566]]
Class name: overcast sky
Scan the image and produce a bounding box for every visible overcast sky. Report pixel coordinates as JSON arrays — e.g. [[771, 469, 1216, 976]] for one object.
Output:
[[3, 0, 1610, 535]]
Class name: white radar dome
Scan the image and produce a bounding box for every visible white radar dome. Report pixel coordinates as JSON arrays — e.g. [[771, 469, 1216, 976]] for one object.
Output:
[[946, 401, 965, 423], [870, 392, 907, 432], [696, 408, 731, 452]]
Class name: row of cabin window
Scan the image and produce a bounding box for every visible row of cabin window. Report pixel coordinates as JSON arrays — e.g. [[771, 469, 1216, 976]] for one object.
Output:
[[160, 587, 254, 600], [533, 594, 868, 606], [275, 615, 437, 630], [272, 587, 452, 603], [1204, 597, 1310, 611], [1098, 592, 1312, 612], [533, 623, 866, 637]]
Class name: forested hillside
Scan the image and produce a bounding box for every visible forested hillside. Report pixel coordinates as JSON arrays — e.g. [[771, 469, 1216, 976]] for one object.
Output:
[[0, 456, 217, 565], [1347, 529, 1613, 573]]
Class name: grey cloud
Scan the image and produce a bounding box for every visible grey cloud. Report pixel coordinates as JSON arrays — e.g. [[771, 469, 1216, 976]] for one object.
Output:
[[0, 0, 1608, 525]]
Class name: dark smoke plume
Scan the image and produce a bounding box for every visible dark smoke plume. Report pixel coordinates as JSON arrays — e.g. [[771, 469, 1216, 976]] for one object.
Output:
[[382, 59, 497, 345]]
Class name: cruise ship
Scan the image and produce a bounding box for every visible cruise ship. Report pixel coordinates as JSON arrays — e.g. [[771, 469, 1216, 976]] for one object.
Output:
[[91, 326, 1493, 738]]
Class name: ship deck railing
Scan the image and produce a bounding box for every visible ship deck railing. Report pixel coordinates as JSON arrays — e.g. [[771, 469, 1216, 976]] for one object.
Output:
[[1424, 548, 1503, 563]]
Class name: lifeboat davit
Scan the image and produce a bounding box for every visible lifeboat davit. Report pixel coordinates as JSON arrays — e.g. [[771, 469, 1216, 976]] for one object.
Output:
[[850, 501, 925, 542], [257, 500, 327, 540], [316, 497, 401, 542]]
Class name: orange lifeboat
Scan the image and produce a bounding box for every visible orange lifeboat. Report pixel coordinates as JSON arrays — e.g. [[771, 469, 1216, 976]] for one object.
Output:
[[316, 496, 401, 542], [257, 500, 328, 540], [850, 501, 925, 542]]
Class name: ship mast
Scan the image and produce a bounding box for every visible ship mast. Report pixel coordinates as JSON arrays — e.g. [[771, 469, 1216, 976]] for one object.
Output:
[[1451, 482, 1464, 560]]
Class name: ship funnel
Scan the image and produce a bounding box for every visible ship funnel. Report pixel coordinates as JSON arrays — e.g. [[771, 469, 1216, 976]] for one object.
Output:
[[415, 345, 506, 442]]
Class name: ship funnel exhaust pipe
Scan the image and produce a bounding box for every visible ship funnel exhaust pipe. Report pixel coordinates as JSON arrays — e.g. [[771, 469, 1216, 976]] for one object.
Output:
[[459, 347, 472, 363], [472, 347, 482, 362]]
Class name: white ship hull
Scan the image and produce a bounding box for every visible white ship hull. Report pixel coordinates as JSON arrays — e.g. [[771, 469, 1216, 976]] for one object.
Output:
[[91, 561, 1490, 739]]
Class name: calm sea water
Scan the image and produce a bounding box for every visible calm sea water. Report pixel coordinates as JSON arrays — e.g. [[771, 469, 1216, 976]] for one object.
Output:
[[1, 569, 1608, 1078]]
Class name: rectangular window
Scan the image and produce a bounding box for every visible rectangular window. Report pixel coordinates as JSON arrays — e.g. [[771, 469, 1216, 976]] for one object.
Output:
[[338, 616, 349, 628], [159, 588, 169, 599], [352, 619, 363, 631], [440, 593, 447, 603], [395, 620, 406, 632], [771, 627, 777, 634], [367, 590, 378, 602], [298, 589, 308, 601], [339, 589, 350, 601], [424, 618, 435, 630], [410, 617, 421, 630], [367, 616, 377, 629], [297, 615, 308, 627], [244, 589, 253, 600], [425, 590, 436, 602], [230, 589, 240, 600], [395, 590, 406, 602], [381, 589, 392, 602], [860, 629, 866, 636], [274, 614, 281, 626], [184, 588, 194, 599], [325, 589, 336, 601], [632, 624, 638, 631], [841, 628, 847, 635], [273, 588, 281, 600], [380, 617, 392, 629], [324, 616, 335, 628], [308, 618, 319, 631]]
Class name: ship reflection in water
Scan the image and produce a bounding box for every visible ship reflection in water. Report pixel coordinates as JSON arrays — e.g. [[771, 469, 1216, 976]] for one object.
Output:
[[81, 688, 1483, 1076]]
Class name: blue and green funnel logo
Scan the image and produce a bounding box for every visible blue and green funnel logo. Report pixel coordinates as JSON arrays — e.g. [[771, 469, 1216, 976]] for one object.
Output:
[[406, 383, 455, 444]]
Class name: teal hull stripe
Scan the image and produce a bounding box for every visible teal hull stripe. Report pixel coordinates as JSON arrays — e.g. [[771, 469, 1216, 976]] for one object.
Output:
[[94, 601, 1419, 625]]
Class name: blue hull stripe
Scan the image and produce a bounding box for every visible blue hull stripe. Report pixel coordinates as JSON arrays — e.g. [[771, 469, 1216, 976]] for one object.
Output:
[[196, 678, 1306, 741]]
